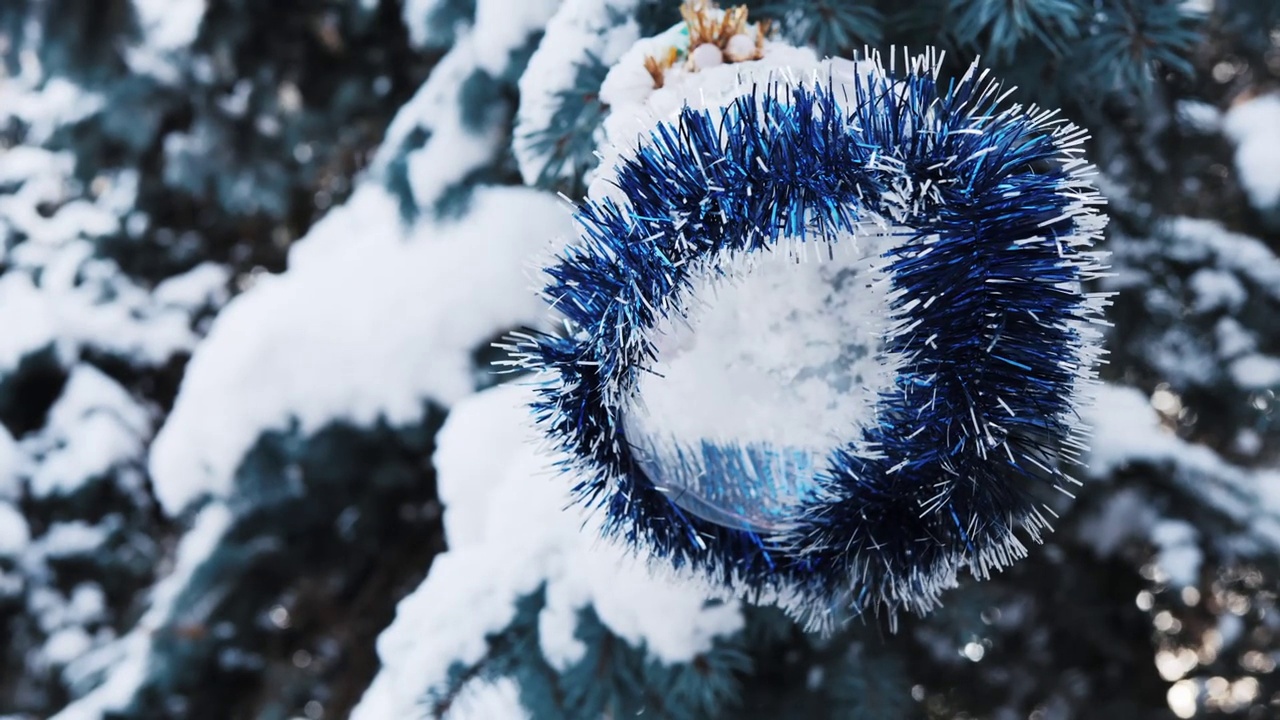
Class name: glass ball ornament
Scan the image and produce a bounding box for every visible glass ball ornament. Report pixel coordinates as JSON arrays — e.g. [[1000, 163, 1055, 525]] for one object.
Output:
[[622, 233, 901, 534], [513, 22, 1109, 627]]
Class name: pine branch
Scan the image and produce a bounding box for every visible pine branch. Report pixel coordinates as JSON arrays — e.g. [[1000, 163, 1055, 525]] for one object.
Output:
[[1213, 0, 1280, 60], [754, 0, 883, 55], [946, 0, 1086, 63], [1070, 0, 1203, 99], [826, 642, 916, 720], [425, 589, 565, 718], [521, 54, 611, 197], [403, 0, 476, 50], [425, 587, 747, 720]]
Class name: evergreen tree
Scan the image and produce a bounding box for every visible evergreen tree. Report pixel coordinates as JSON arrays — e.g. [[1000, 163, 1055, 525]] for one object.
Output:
[[0, 1, 1276, 719]]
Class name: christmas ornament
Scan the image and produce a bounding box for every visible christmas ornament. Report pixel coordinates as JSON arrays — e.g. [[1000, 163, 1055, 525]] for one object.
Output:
[[512, 1, 1109, 627]]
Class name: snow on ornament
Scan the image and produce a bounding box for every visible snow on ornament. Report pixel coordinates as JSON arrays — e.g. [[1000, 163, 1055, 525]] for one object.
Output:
[[511, 1, 1110, 628]]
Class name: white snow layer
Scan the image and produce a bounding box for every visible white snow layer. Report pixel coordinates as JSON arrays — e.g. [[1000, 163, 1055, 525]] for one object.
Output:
[[124, 0, 207, 82], [625, 233, 902, 530], [377, 0, 558, 211], [52, 504, 233, 720], [0, 426, 19, 500], [351, 384, 744, 720], [0, 501, 30, 558], [397, 48, 505, 211], [631, 239, 897, 450], [32, 521, 109, 560], [1088, 384, 1280, 552], [402, 0, 553, 53], [1151, 520, 1202, 588], [445, 678, 529, 720], [1155, 218, 1280, 387], [0, 75, 103, 145], [30, 583, 108, 670], [1176, 100, 1221, 133], [0, 146, 201, 373], [513, 0, 643, 186], [592, 24, 821, 202], [402, 0, 452, 47], [153, 262, 231, 312], [1230, 353, 1280, 390], [1224, 93, 1280, 213], [1163, 218, 1280, 298], [472, 0, 561, 77], [25, 364, 151, 498], [150, 185, 572, 514], [132, 0, 206, 50]]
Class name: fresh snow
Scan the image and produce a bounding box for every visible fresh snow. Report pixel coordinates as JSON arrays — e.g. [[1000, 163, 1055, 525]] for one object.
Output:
[[3, 3, 1277, 716], [24, 364, 151, 498], [1230, 353, 1280, 390], [635, 243, 898, 449], [592, 25, 820, 202], [1187, 268, 1246, 313], [361, 674, 528, 720], [1113, 218, 1280, 391], [351, 384, 744, 720], [0, 145, 206, 375], [41, 627, 96, 669], [1151, 520, 1202, 588], [1176, 99, 1221, 133], [33, 583, 107, 668], [150, 185, 573, 514], [1215, 317, 1256, 359], [52, 504, 233, 719], [132, 0, 206, 50], [402, 0, 467, 48], [513, 0, 643, 186], [445, 678, 529, 720], [375, 0, 558, 212], [1223, 93, 1280, 213], [381, 48, 504, 211], [471, 0, 561, 77], [33, 521, 110, 560], [0, 273, 63, 371], [1088, 384, 1280, 551], [0, 426, 19, 500], [1077, 488, 1158, 558], [1088, 384, 1206, 475], [154, 263, 231, 312], [0, 78, 104, 145], [0, 241, 177, 701], [0, 502, 30, 557], [625, 233, 902, 530], [1164, 218, 1280, 299]]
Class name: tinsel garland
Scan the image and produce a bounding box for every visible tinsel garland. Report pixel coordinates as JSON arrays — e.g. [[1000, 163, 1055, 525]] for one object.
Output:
[[512, 20, 1109, 627]]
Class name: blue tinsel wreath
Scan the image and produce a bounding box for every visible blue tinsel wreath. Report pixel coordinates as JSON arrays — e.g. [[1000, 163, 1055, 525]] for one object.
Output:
[[514, 54, 1108, 627]]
